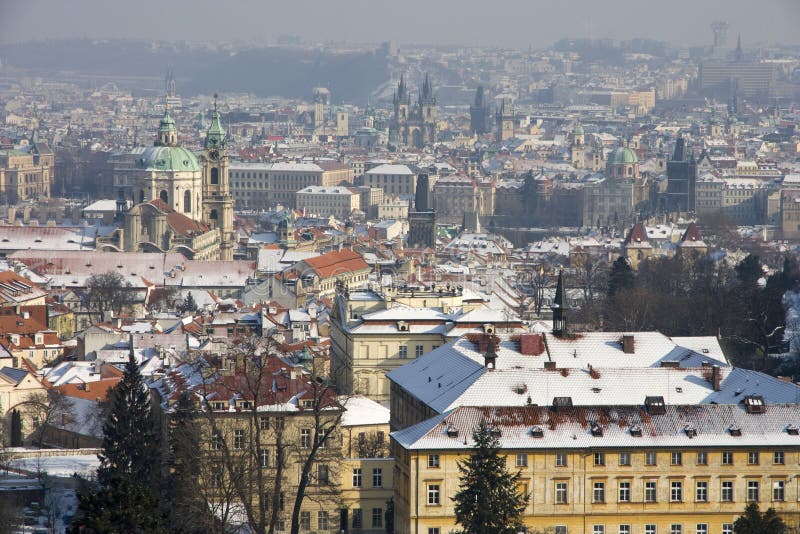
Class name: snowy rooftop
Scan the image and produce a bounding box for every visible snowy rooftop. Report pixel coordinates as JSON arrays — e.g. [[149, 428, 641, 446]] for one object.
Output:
[[340, 395, 390, 427], [392, 404, 800, 450]]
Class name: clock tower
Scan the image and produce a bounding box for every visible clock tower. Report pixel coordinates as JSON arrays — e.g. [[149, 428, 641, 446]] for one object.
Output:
[[203, 95, 235, 260]]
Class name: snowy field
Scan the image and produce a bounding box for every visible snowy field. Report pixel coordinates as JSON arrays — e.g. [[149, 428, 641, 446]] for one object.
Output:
[[8, 455, 99, 478]]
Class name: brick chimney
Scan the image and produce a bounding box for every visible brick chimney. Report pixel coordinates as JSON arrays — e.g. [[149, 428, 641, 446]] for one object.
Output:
[[622, 334, 635, 354], [711, 365, 721, 392]]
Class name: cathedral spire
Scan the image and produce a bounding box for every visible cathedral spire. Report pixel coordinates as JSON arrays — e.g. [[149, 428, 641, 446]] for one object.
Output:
[[205, 93, 226, 148], [551, 269, 569, 337], [156, 98, 178, 147]]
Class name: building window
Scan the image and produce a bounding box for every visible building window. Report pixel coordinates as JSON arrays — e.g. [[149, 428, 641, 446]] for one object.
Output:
[[594, 452, 605, 466], [645, 481, 657, 502], [317, 464, 329, 485], [399, 345, 408, 359], [671, 452, 682, 466], [645, 526, 657, 534], [301, 429, 311, 449], [695, 481, 708, 502], [415, 344, 424, 357], [428, 454, 440, 468], [619, 526, 631, 534], [721, 481, 734, 502], [774, 451, 785, 465], [696, 451, 707, 465], [210, 430, 223, 451], [428, 529, 440, 534], [722, 451, 733, 465], [747, 481, 759, 502], [619, 452, 631, 466], [593, 526, 605, 534], [352, 468, 362, 487], [184, 190, 191, 213], [300, 511, 310, 530], [372, 468, 382, 487], [670, 481, 683, 502], [618, 481, 631, 502], [748, 451, 760, 465], [645, 451, 657, 466], [516, 453, 528, 467], [670, 526, 682, 534], [259, 416, 270, 430], [555, 482, 568, 504], [233, 429, 244, 450], [593, 482, 605, 503], [773, 481, 785, 501], [722, 525, 733, 534], [317, 511, 328, 531], [555, 452, 567, 467], [352, 509, 362, 529], [555, 527, 567, 534], [427, 484, 440, 505], [372, 508, 382, 528], [260, 449, 269, 468]]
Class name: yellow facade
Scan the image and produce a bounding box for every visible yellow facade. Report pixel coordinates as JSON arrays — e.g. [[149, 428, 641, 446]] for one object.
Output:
[[395, 446, 800, 533]]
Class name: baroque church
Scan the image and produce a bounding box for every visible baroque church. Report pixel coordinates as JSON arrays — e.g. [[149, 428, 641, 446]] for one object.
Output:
[[99, 99, 234, 260], [390, 74, 436, 149]]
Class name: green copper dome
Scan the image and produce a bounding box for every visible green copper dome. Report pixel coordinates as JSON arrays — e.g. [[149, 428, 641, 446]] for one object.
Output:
[[608, 146, 638, 165], [136, 146, 201, 172], [158, 110, 177, 134], [205, 97, 227, 148], [573, 123, 584, 135]]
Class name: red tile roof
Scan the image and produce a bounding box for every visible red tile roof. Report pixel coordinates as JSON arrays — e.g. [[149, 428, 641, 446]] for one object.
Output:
[[147, 199, 210, 237], [302, 249, 369, 280], [680, 221, 704, 243], [623, 222, 650, 246]]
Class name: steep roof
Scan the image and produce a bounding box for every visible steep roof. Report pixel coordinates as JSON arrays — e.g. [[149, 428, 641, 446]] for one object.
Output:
[[678, 221, 706, 247], [146, 199, 210, 237], [623, 222, 651, 248]]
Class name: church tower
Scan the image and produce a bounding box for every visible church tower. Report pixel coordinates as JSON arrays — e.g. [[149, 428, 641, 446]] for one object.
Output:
[[202, 95, 235, 260], [419, 73, 436, 145], [496, 97, 515, 143], [551, 270, 569, 337]]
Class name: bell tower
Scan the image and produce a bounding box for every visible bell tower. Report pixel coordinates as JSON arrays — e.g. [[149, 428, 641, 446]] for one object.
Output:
[[203, 95, 235, 260]]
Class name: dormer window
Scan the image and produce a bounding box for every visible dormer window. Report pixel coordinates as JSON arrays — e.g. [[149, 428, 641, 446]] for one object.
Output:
[[743, 395, 765, 414], [630, 425, 643, 437], [729, 425, 742, 437], [397, 321, 409, 332], [530, 425, 544, 438], [590, 422, 603, 437]]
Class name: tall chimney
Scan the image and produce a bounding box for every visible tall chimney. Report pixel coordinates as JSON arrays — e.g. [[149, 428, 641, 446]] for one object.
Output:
[[622, 335, 635, 354], [712, 365, 721, 392]]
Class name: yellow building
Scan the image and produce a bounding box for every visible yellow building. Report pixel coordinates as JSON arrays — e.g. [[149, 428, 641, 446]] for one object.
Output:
[[391, 404, 800, 534], [0, 132, 54, 203], [0, 366, 47, 445]]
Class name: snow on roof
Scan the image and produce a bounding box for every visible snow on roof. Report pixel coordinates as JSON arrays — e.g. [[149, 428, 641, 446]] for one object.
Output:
[[366, 164, 414, 175], [392, 404, 800, 451], [340, 395, 390, 427]]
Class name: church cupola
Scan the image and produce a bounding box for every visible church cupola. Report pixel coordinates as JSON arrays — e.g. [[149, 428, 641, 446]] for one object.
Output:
[[551, 270, 569, 337], [155, 104, 178, 147], [205, 94, 227, 149]]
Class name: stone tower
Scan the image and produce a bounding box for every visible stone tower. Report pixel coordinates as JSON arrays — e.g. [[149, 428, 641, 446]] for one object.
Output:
[[202, 96, 235, 261], [495, 97, 515, 143]]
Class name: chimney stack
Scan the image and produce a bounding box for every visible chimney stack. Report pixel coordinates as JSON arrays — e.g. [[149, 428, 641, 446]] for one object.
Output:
[[712, 365, 721, 392], [622, 334, 635, 354]]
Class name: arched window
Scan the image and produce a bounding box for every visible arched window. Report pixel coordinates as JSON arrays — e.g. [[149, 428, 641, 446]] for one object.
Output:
[[140, 190, 145, 203], [210, 209, 218, 220], [211, 168, 219, 185], [184, 190, 191, 213], [160, 190, 168, 205]]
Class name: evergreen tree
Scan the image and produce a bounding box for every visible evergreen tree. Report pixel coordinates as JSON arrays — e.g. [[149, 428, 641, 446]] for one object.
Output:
[[607, 256, 634, 296], [452, 421, 527, 534], [735, 254, 762, 289], [71, 350, 164, 533], [733, 502, 786, 534]]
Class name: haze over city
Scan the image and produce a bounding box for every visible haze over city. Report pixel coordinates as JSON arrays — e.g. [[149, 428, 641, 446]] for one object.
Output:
[[2, 0, 800, 47], [4, 1, 800, 533]]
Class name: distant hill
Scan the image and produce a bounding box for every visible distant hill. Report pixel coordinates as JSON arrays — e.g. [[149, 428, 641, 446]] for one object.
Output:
[[0, 39, 389, 104]]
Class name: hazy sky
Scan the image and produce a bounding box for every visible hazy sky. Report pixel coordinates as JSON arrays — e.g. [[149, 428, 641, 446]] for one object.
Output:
[[1, 0, 799, 49]]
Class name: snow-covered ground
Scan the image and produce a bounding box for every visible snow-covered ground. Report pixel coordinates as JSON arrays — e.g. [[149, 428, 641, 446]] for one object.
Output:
[[8, 455, 99, 478]]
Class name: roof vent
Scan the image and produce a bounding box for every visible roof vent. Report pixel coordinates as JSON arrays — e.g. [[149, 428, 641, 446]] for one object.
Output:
[[684, 424, 697, 438], [787, 425, 799, 436], [530, 425, 544, 438], [645, 396, 666, 415], [445, 425, 459, 438], [589, 422, 603, 437], [630, 425, 643, 437], [729, 424, 742, 437], [743, 395, 765, 414]]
